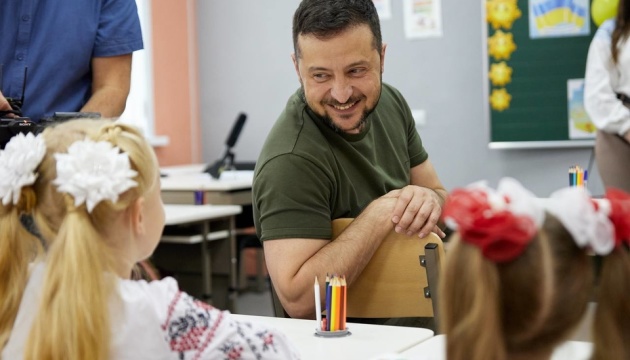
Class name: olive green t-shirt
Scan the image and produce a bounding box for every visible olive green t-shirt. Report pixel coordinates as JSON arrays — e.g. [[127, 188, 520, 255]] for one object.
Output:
[[253, 83, 428, 241]]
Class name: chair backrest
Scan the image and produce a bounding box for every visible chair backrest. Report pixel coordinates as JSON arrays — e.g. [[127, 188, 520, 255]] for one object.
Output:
[[269, 219, 445, 322], [331, 218, 445, 321]]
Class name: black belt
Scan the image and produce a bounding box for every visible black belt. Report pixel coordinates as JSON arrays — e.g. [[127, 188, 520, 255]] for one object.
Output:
[[616, 93, 630, 105]]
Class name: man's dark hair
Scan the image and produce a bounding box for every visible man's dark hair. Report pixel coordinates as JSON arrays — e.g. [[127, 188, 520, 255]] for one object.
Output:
[[292, 0, 382, 59]]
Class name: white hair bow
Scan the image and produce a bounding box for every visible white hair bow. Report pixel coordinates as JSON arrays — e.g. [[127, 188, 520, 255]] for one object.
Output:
[[53, 139, 138, 213], [545, 187, 615, 255], [0, 132, 46, 206]]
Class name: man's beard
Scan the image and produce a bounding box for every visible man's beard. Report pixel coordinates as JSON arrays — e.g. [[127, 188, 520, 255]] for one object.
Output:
[[301, 84, 381, 134], [321, 108, 370, 134]]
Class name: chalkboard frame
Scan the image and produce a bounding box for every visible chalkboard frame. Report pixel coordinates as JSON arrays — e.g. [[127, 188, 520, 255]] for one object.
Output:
[[482, 0, 597, 149]]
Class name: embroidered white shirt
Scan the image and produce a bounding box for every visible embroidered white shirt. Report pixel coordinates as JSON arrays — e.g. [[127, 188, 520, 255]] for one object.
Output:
[[2, 263, 300, 360]]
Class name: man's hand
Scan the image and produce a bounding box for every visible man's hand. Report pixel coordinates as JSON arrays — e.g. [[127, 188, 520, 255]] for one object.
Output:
[[387, 159, 447, 239], [389, 186, 445, 238], [624, 130, 630, 144], [0, 91, 15, 117]]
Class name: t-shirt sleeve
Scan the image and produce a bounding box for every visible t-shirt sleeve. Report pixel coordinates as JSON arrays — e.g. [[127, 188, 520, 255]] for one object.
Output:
[[407, 116, 428, 168], [254, 154, 335, 241], [135, 277, 300, 359], [388, 84, 428, 167], [94, 0, 144, 56]]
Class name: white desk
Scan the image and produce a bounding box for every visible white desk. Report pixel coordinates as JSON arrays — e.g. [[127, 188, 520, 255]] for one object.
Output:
[[160, 204, 242, 312], [160, 164, 253, 205], [164, 204, 242, 226], [232, 314, 434, 360], [398, 335, 593, 360]]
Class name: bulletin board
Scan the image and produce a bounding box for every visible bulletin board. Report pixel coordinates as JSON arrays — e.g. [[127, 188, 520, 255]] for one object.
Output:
[[484, 0, 597, 149]]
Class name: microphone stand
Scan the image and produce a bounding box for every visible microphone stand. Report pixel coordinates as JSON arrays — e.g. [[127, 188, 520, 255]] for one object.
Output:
[[206, 147, 236, 179]]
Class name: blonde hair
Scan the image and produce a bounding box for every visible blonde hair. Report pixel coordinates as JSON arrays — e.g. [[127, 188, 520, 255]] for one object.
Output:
[[440, 213, 595, 360], [23, 119, 158, 360], [0, 188, 42, 349], [439, 220, 554, 360], [592, 246, 630, 360], [524, 214, 594, 351]]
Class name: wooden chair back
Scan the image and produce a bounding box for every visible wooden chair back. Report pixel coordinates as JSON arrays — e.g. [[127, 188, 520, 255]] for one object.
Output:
[[269, 218, 445, 325], [331, 218, 445, 320]]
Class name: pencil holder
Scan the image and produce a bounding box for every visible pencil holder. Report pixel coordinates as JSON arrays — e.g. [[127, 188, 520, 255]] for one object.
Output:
[[314, 274, 350, 337]]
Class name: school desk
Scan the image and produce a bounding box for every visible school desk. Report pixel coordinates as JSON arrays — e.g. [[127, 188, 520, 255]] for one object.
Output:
[[160, 164, 253, 205], [398, 334, 593, 360], [231, 314, 434, 360], [157, 204, 242, 312]]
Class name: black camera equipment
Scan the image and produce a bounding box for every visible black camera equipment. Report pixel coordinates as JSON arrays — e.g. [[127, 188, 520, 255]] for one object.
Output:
[[204, 112, 247, 179], [1, 65, 101, 149], [1, 112, 101, 150]]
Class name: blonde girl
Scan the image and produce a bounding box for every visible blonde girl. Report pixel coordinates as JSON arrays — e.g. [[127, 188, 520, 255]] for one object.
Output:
[[1, 119, 299, 360]]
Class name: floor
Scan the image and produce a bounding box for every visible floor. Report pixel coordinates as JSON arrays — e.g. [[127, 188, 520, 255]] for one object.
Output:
[[234, 279, 274, 317]]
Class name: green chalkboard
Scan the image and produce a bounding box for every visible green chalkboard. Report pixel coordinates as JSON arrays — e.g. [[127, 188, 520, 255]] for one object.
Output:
[[485, 0, 597, 149]]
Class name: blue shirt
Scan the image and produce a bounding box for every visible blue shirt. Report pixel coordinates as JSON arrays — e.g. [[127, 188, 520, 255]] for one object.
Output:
[[0, 0, 144, 122]]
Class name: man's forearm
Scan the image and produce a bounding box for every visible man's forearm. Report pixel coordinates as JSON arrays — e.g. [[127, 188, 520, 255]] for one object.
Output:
[[84, 54, 132, 118], [81, 86, 129, 118], [270, 196, 397, 318]]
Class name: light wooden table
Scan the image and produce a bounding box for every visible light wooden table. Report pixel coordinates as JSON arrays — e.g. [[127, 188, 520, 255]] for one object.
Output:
[[232, 314, 434, 360]]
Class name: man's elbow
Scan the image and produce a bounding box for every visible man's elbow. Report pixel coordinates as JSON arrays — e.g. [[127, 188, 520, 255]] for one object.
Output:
[[274, 283, 315, 319], [282, 298, 315, 319]]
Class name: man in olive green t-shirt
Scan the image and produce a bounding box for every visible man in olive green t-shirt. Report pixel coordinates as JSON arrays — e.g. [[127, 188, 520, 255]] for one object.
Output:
[[253, 0, 447, 319]]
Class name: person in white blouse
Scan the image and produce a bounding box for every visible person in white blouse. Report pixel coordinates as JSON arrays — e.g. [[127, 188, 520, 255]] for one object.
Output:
[[0, 120, 300, 360], [584, 0, 630, 192]]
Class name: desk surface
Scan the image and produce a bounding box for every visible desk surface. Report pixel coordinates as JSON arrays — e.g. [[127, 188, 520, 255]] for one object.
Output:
[[399, 335, 593, 360], [232, 314, 434, 360], [161, 164, 253, 192], [164, 204, 242, 225]]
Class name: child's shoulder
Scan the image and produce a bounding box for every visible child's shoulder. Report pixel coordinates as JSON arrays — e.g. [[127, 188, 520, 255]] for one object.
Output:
[[119, 275, 180, 302], [116, 276, 222, 328]]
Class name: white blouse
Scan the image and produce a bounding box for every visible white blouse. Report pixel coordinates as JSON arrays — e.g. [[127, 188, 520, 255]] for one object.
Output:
[[584, 20, 630, 137], [2, 263, 300, 360]]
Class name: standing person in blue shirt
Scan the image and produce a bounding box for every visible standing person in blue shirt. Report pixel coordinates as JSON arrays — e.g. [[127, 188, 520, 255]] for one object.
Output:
[[0, 0, 144, 121], [253, 0, 447, 322]]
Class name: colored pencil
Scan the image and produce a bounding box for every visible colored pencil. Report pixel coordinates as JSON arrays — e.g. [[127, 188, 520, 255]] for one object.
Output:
[[339, 275, 348, 330], [331, 277, 338, 331], [314, 276, 322, 331], [325, 275, 332, 331]]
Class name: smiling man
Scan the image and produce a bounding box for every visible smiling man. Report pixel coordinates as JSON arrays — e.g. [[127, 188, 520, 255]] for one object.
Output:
[[253, 0, 447, 324]]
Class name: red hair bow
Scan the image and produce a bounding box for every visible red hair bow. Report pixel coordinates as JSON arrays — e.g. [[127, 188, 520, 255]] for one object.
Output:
[[605, 188, 630, 247], [443, 188, 537, 263]]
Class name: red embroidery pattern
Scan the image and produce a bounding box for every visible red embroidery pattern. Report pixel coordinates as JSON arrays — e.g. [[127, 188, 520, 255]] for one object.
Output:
[[162, 292, 224, 358], [193, 309, 224, 360], [161, 291, 183, 331], [161, 292, 289, 359]]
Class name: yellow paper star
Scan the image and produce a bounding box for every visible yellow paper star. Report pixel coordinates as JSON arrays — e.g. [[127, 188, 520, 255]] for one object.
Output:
[[486, 0, 522, 29], [490, 88, 512, 111], [489, 62, 513, 86], [488, 30, 517, 60]]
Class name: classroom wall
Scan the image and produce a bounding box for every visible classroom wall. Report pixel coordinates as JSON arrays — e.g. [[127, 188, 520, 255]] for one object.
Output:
[[151, 0, 201, 166], [196, 0, 604, 197]]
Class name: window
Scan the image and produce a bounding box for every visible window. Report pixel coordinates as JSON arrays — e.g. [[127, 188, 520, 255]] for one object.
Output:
[[119, 0, 168, 146]]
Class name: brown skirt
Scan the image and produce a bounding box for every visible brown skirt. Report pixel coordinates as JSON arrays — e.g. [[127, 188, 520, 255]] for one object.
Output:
[[595, 130, 630, 193]]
